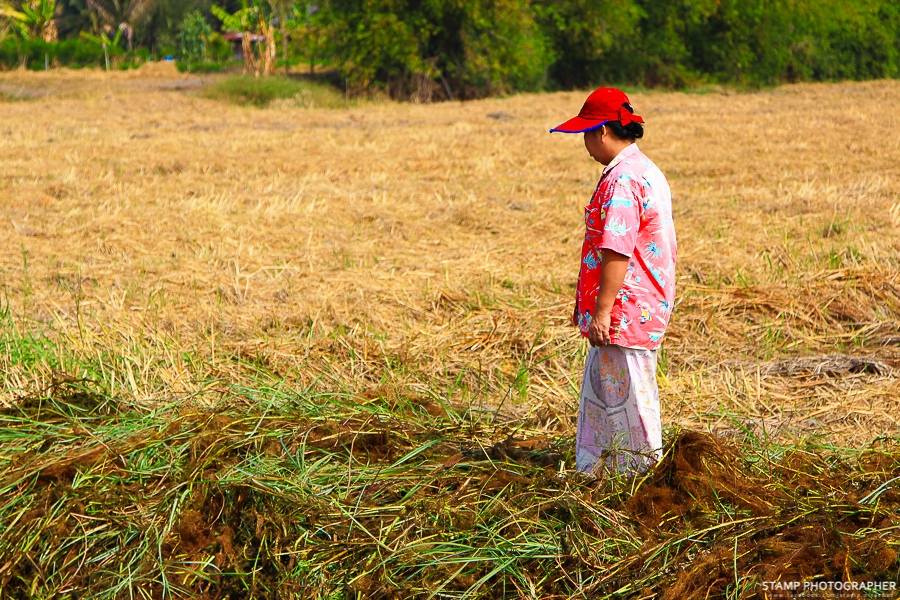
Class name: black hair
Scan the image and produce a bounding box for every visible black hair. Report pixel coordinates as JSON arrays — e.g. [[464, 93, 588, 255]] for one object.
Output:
[[604, 102, 644, 141]]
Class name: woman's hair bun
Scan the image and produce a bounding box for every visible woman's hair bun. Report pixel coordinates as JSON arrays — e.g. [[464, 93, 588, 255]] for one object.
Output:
[[605, 120, 644, 141], [603, 102, 644, 140]]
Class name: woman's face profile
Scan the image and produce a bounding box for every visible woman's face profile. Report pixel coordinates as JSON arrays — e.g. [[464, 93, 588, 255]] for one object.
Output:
[[583, 127, 606, 163]]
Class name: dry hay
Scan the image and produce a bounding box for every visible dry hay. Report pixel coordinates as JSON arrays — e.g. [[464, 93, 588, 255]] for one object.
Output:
[[752, 354, 891, 377], [1, 72, 897, 445]]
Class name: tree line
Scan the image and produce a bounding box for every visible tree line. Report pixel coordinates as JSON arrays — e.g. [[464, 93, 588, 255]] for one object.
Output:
[[2, 0, 897, 99]]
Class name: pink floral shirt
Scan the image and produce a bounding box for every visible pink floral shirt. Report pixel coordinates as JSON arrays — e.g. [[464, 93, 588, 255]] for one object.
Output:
[[573, 144, 677, 350]]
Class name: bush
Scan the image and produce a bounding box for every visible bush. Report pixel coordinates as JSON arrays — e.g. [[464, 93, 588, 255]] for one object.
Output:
[[116, 47, 152, 70], [206, 32, 234, 63], [1, 0, 897, 94], [324, 0, 554, 100], [53, 38, 107, 68], [0, 38, 24, 69], [177, 10, 212, 63], [0, 38, 103, 70], [201, 75, 349, 108], [533, 0, 642, 89], [176, 59, 231, 73], [173, 31, 234, 73], [325, 3, 432, 98], [544, 0, 899, 89], [316, 0, 896, 98], [0, 37, 150, 71], [439, 0, 554, 97], [801, 0, 899, 81]]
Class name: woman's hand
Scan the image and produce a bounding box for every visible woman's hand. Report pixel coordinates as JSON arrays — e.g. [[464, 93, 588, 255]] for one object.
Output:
[[588, 310, 612, 346], [589, 249, 629, 347]]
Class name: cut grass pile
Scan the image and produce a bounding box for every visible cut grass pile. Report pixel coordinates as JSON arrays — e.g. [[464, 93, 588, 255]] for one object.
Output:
[[0, 380, 897, 598], [201, 75, 350, 108]]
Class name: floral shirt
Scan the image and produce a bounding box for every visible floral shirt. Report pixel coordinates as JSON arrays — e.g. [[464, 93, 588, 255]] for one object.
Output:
[[574, 144, 677, 350]]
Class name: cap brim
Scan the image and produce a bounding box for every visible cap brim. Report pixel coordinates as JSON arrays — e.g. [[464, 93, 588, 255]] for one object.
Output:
[[549, 116, 607, 134]]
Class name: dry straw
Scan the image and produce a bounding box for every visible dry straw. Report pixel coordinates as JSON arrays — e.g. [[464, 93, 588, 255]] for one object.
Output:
[[1, 70, 897, 442]]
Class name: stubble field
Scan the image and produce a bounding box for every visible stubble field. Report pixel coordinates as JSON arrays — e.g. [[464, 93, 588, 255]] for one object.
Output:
[[0, 67, 898, 598]]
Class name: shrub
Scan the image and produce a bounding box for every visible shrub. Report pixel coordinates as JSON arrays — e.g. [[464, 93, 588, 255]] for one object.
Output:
[[0, 38, 24, 69], [1, 0, 897, 93], [533, 0, 642, 89], [117, 47, 151, 70], [0, 36, 157, 71], [324, 0, 554, 100], [206, 32, 234, 63], [571, 0, 898, 88], [176, 59, 231, 73], [438, 0, 554, 97], [201, 75, 348, 108], [177, 10, 212, 63], [53, 38, 106, 68]]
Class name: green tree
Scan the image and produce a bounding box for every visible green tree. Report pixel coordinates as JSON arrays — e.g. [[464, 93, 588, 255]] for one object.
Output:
[[610, 0, 719, 87], [86, 0, 155, 49], [138, 0, 211, 55], [426, 0, 554, 98], [52, 0, 92, 39], [177, 8, 210, 61], [269, 0, 290, 71], [286, 0, 330, 74], [211, 0, 276, 75], [323, 0, 554, 100], [679, 0, 793, 85], [79, 21, 122, 68], [324, 0, 430, 97], [1, 0, 58, 68], [798, 0, 899, 80], [533, 0, 641, 89], [1, 0, 58, 41]]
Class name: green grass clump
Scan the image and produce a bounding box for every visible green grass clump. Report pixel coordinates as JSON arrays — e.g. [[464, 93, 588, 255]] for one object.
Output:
[[176, 60, 233, 74], [0, 87, 36, 102], [202, 75, 348, 108]]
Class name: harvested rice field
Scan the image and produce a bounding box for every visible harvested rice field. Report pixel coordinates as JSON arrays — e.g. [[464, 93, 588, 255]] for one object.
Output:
[[0, 66, 898, 598]]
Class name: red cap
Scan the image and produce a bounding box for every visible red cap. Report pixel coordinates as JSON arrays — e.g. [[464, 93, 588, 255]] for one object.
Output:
[[550, 87, 644, 133]]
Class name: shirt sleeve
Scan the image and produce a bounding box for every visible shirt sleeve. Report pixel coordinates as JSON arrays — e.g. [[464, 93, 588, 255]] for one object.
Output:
[[595, 175, 640, 257]]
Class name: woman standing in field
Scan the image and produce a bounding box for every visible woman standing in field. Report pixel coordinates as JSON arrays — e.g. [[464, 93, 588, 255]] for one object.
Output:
[[550, 87, 676, 475]]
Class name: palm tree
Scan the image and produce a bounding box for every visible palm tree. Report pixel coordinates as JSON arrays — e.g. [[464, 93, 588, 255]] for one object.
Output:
[[1, 0, 58, 68], [211, 1, 276, 77], [269, 0, 291, 73], [1, 0, 58, 41], [85, 0, 153, 49]]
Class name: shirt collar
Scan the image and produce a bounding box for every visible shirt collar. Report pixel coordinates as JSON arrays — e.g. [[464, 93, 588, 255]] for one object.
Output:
[[602, 143, 639, 176]]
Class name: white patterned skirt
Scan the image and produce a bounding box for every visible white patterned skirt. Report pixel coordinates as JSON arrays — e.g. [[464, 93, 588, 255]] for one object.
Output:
[[576, 344, 663, 475]]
